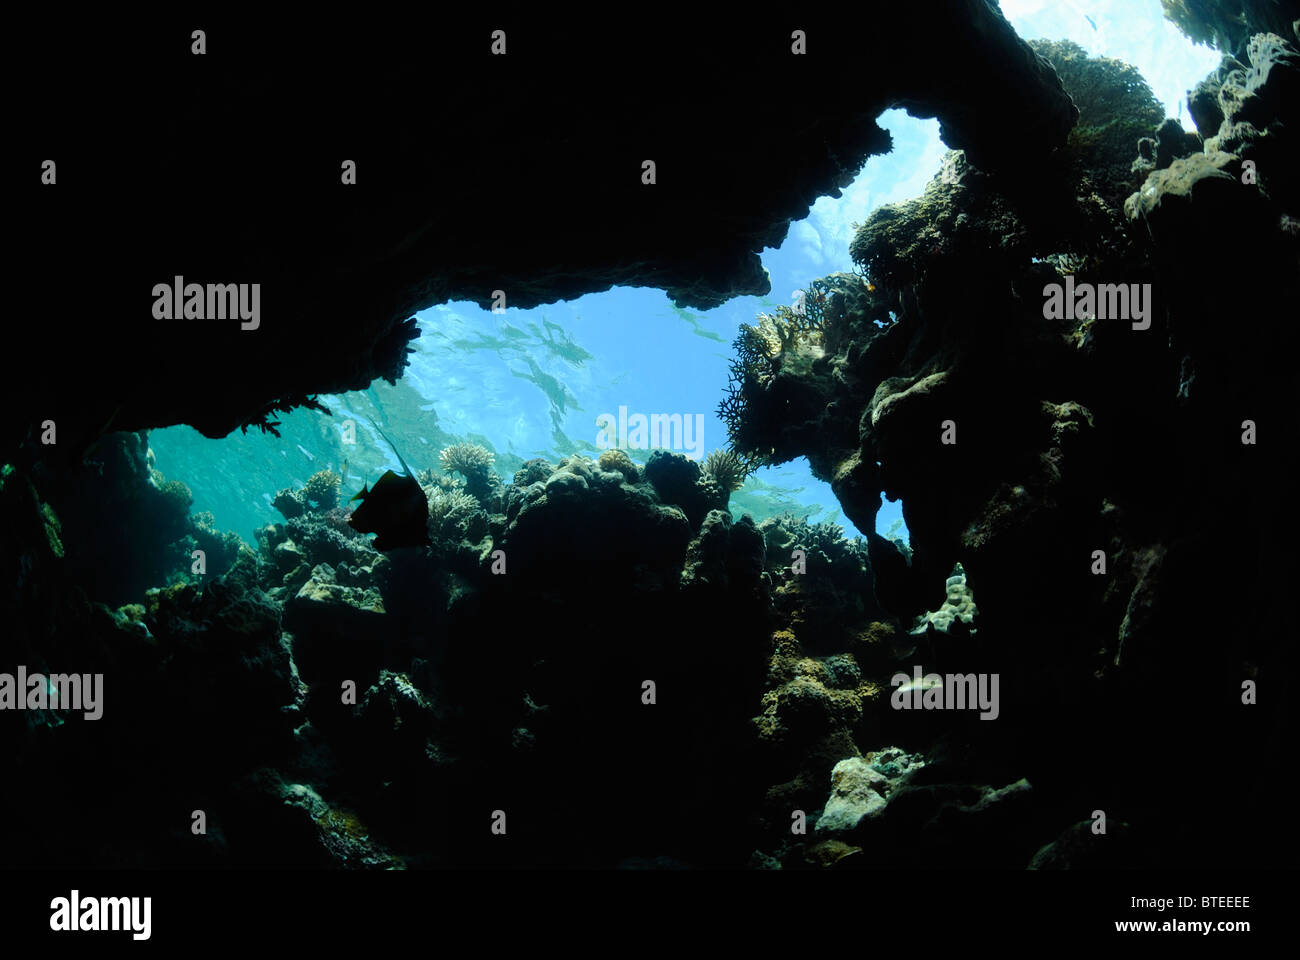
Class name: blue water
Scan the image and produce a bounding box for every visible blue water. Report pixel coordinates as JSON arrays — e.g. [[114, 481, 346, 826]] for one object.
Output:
[[151, 113, 949, 546], [149, 3, 1220, 547]]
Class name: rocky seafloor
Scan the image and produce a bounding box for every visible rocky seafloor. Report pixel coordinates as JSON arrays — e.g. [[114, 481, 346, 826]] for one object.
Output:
[[4, 7, 1298, 870]]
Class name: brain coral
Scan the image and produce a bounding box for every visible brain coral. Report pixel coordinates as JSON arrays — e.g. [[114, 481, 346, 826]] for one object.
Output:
[[597, 448, 640, 481]]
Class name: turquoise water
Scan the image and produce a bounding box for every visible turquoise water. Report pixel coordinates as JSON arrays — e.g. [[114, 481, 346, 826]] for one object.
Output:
[[148, 3, 1218, 546], [150, 113, 948, 546]]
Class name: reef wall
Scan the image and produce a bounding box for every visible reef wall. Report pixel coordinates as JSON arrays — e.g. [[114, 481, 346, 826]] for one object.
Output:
[[4, 8, 1297, 870], [719, 29, 1300, 865]]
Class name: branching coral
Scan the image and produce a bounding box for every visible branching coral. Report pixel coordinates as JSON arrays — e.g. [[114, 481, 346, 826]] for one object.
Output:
[[303, 469, 341, 512], [434, 489, 480, 520], [718, 279, 834, 474], [416, 468, 465, 493], [439, 442, 494, 478], [736, 282, 831, 369], [439, 441, 498, 504], [239, 395, 333, 438], [426, 487, 487, 542]]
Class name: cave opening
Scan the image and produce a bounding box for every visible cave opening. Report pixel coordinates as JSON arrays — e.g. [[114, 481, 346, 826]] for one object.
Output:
[[7, 2, 1290, 883]]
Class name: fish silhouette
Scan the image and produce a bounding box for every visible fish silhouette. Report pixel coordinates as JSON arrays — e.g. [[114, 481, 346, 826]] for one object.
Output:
[[347, 419, 430, 550]]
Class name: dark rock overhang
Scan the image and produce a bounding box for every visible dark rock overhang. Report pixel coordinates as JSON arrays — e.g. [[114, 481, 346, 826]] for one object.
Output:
[[10, 4, 1077, 458]]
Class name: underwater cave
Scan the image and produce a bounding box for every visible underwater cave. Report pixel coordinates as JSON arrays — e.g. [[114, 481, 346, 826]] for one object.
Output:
[[4, 2, 1298, 944]]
